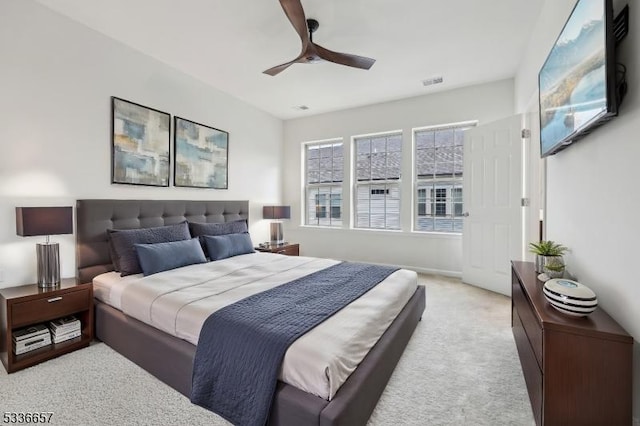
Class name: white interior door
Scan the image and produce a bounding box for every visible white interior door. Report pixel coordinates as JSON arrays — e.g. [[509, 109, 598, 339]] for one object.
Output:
[[462, 115, 523, 296]]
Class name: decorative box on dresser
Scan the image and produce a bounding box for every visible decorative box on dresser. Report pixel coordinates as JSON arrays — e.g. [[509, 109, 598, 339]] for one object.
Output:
[[511, 261, 632, 426], [0, 279, 93, 373]]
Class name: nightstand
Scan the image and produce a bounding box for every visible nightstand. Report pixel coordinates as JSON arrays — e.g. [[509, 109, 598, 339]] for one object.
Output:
[[255, 242, 300, 256], [0, 279, 93, 373]]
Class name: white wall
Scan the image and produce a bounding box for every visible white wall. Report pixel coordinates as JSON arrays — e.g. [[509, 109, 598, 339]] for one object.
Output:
[[283, 80, 514, 274], [0, 0, 283, 287], [515, 0, 640, 421], [514, 1, 578, 113]]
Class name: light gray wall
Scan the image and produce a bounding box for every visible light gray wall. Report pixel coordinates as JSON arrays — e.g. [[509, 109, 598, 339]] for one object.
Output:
[[0, 0, 283, 287], [283, 79, 514, 274], [515, 0, 640, 421]]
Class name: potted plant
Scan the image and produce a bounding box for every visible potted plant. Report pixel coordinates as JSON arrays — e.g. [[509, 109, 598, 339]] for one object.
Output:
[[542, 257, 566, 278], [528, 240, 568, 273]]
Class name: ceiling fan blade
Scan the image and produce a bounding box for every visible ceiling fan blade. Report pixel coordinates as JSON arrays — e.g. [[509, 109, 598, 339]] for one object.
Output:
[[263, 58, 299, 76], [315, 44, 376, 70], [278, 0, 310, 47]]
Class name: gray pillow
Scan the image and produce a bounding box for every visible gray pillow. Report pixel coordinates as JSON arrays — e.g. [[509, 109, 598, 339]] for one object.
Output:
[[108, 221, 191, 276], [188, 219, 248, 238], [108, 238, 121, 272], [134, 238, 206, 276], [203, 233, 255, 261], [189, 220, 248, 257]]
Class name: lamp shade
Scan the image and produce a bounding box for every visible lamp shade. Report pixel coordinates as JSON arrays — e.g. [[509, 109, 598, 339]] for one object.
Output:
[[263, 206, 291, 220], [16, 207, 73, 236]]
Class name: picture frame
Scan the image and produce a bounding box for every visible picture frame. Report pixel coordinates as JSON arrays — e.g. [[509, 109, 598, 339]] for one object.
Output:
[[174, 116, 229, 189], [111, 97, 170, 187]]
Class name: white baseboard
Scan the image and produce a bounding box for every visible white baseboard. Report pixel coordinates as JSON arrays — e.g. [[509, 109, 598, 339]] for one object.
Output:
[[335, 259, 462, 279], [404, 266, 462, 278]]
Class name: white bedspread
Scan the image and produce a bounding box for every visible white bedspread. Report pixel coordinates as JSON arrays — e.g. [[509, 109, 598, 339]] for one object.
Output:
[[93, 252, 417, 400]]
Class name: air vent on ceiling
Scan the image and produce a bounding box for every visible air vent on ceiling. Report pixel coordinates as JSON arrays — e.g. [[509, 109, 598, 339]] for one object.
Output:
[[422, 76, 444, 87], [293, 105, 310, 111]]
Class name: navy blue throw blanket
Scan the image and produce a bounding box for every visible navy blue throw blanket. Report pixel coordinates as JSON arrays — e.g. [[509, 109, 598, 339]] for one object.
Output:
[[190, 262, 399, 426]]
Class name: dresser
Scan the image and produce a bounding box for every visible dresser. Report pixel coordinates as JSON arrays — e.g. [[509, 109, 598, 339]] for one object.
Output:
[[511, 261, 632, 425]]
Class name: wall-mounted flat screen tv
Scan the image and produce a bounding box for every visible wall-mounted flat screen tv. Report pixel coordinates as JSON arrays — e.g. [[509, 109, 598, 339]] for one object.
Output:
[[538, 0, 618, 157]]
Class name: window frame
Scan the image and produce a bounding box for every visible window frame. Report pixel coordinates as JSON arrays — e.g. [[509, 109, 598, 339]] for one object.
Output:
[[304, 139, 344, 227], [413, 121, 477, 234], [352, 131, 403, 231]]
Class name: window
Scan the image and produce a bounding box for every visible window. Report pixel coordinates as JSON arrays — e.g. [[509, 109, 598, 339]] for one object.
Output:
[[417, 188, 427, 216], [452, 187, 463, 216], [314, 193, 341, 219], [305, 141, 343, 226], [315, 194, 327, 218], [370, 189, 389, 195], [330, 193, 341, 219], [354, 132, 402, 230], [434, 188, 447, 216], [415, 123, 473, 233]]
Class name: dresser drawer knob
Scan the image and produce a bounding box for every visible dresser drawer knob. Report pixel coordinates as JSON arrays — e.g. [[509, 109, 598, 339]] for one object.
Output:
[[47, 296, 63, 303]]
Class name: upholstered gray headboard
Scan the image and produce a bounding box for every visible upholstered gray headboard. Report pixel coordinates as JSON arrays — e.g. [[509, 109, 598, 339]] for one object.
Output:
[[76, 199, 249, 284]]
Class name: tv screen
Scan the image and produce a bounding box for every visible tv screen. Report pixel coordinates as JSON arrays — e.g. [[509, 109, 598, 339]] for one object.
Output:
[[538, 0, 617, 157]]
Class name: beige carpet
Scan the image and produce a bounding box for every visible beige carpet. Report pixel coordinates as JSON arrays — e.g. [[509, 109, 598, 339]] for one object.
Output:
[[0, 275, 534, 425]]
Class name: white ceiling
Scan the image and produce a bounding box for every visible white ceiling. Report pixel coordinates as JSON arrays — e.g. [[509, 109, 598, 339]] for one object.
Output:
[[36, 0, 544, 120]]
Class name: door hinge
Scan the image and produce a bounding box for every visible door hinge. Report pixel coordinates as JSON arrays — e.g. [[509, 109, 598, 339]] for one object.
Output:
[[521, 198, 530, 207], [521, 129, 531, 139]]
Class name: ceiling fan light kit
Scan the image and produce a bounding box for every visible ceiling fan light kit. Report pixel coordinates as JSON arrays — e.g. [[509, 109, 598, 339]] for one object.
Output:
[[264, 0, 376, 76]]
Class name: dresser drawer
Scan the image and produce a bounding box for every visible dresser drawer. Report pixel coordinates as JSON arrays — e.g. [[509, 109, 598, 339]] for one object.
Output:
[[512, 278, 543, 368], [11, 288, 90, 328], [512, 306, 542, 426]]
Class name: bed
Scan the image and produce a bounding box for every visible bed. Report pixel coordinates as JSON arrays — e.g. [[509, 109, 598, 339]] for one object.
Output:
[[76, 199, 426, 426]]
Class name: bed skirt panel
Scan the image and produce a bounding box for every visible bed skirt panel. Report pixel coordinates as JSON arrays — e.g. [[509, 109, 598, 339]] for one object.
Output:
[[95, 301, 194, 397]]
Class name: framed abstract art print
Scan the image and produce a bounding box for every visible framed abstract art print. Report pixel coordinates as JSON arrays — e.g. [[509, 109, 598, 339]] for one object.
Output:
[[111, 97, 170, 187], [174, 116, 229, 189]]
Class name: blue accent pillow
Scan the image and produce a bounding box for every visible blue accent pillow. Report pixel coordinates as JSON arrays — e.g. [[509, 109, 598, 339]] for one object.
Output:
[[203, 233, 255, 261], [108, 221, 191, 276], [134, 238, 207, 276]]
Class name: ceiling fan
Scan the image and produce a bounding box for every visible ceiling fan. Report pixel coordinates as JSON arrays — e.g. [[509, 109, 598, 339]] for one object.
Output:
[[263, 0, 376, 76]]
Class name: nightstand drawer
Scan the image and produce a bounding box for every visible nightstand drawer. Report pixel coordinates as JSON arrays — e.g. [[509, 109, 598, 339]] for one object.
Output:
[[11, 288, 90, 328], [255, 243, 300, 256], [274, 245, 299, 256]]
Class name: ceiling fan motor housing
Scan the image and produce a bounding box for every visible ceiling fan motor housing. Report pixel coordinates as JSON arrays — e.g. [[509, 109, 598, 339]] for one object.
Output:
[[307, 19, 319, 34]]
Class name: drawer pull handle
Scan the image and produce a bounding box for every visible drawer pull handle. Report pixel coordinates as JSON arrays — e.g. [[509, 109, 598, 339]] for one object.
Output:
[[47, 297, 63, 303]]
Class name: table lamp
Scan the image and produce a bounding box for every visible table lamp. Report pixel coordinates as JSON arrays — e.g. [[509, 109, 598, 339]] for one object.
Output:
[[16, 207, 73, 287], [263, 206, 290, 245]]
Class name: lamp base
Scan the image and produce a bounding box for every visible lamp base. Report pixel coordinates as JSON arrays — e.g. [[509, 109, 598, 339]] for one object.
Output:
[[270, 222, 284, 245], [36, 242, 60, 288]]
